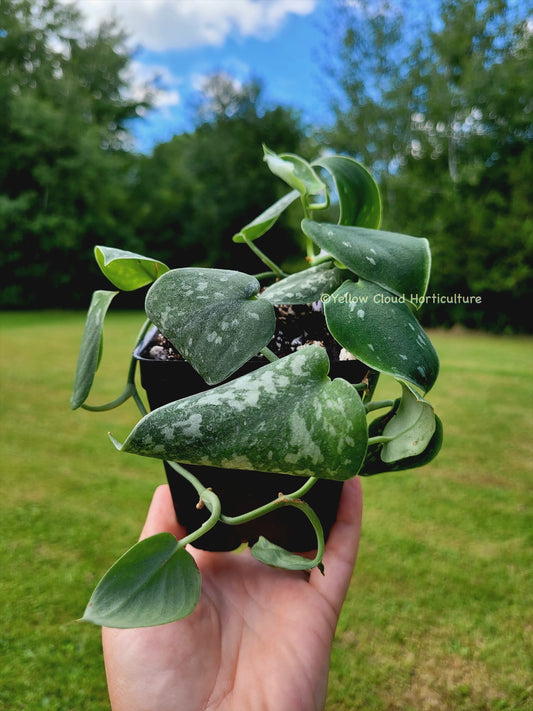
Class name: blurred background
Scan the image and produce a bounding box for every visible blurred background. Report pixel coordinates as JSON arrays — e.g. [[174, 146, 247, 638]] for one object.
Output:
[[1, 0, 531, 331], [1, 1, 531, 709]]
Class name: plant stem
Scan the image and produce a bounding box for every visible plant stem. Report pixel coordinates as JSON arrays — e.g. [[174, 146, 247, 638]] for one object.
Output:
[[241, 234, 285, 278], [253, 271, 278, 281], [368, 435, 393, 445], [220, 476, 318, 525], [82, 319, 153, 413], [177, 489, 222, 548], [365, 399, 395, 413], [127, 319, 152, 416], [81, 382, 136, 412], [307, 254, 335, 267], [293, 500, 325, 570], [165, 464, 322, 558], [133, 390, 148, 417], [166, 460, 208, 499], [165, 461, 224, 547], [259, 346, 279, 362], [301, 198, 316, 260], [131, 318, 153, 364]]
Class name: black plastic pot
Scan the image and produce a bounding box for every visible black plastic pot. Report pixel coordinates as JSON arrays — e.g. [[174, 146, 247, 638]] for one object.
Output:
[[135, 330, 371, 552]]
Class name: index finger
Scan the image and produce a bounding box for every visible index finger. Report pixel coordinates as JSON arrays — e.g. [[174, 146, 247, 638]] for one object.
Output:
[[139, 484, 187, 541]]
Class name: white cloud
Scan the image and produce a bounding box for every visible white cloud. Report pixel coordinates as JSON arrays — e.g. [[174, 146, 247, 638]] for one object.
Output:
[[72, 0, 318, 51], [126, 61, 182, 112]]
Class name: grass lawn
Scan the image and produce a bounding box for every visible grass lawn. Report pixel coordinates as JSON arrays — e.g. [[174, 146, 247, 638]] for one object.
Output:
[[1, 311, 532, 710]]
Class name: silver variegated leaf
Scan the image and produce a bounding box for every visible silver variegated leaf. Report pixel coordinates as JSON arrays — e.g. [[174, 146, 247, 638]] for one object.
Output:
[[324, 279, 439, 394], [145, 268, 275, 385], [259, 262, 343, 305], [115, 346, 368, 481], [301, 219, 430, 302]]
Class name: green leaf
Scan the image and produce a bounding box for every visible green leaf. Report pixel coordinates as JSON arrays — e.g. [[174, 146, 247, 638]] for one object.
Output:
[[362, 408, 443, 475], [263, 145, 326, 203], [71, 290, 118, 410], [324, 279, 439, 394], [301, 219, 431, 301], [116, 346, 368, 481], [251, 536, 319, 570], [381, 383, 436, 462], [232, 190, 300, 243], [259, 262, 343, 305], [313, 155, 382, 228], [145, 268, 275, 385], [95, 245, 169, 291], [82, 533, 201, 628]]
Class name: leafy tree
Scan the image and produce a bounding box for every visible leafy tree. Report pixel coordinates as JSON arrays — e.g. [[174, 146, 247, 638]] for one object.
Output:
[[322, 0, 533, 331], [0, 0, 150, 307], [131, 74, 308, 276], [320, 0, 410, 173]]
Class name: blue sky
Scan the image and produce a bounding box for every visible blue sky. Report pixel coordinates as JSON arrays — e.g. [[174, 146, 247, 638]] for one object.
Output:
[[72, 0, 332, 152]]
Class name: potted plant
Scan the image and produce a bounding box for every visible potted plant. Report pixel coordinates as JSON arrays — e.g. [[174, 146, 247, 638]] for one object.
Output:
[[71, 145, 442, 629]]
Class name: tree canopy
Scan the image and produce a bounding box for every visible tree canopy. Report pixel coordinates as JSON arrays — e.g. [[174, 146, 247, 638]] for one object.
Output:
[[0, 2, 306, 308], [130, 74, 307, 278], [0, 0, 150, 307], [322, 0, 533, 331], [0, 0, 531, 331]]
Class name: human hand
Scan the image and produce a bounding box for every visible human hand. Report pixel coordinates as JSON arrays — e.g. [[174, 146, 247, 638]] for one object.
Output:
[[102, 478, 363, 711]]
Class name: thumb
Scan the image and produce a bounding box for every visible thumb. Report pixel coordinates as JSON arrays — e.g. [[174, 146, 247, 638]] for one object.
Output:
[[309, 476, 363, 617], [139, 484, 187, 541]]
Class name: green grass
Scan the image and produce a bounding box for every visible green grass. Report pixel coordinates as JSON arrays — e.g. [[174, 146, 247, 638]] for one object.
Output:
[[1, 313, 532, 710]]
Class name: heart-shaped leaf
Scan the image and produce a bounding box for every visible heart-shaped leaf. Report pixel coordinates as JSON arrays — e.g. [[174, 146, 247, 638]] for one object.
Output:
[[380, 383, 436, 462], [362, 407, 443, 475], [82, 533, 201, 628], [263, 145, 326, 205], [259, 262, 343, 305], [145, 268, 275, 385], [232, 190, 300, 243], [115, 346, 368, 481], [95, 246, 169, 291], [71, 290, 117, 410], [301, 219, 431, 301], [313, 155, 382, 228], [324, 279, 439, 394], [251, 536, 319, 570]]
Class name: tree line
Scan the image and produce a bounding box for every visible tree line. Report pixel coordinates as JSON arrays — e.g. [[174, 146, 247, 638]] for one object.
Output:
[[1, 0, 531, 332]]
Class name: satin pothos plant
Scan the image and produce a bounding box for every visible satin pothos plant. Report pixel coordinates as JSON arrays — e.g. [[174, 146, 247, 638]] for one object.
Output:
[[72, 145, 442, 628]]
